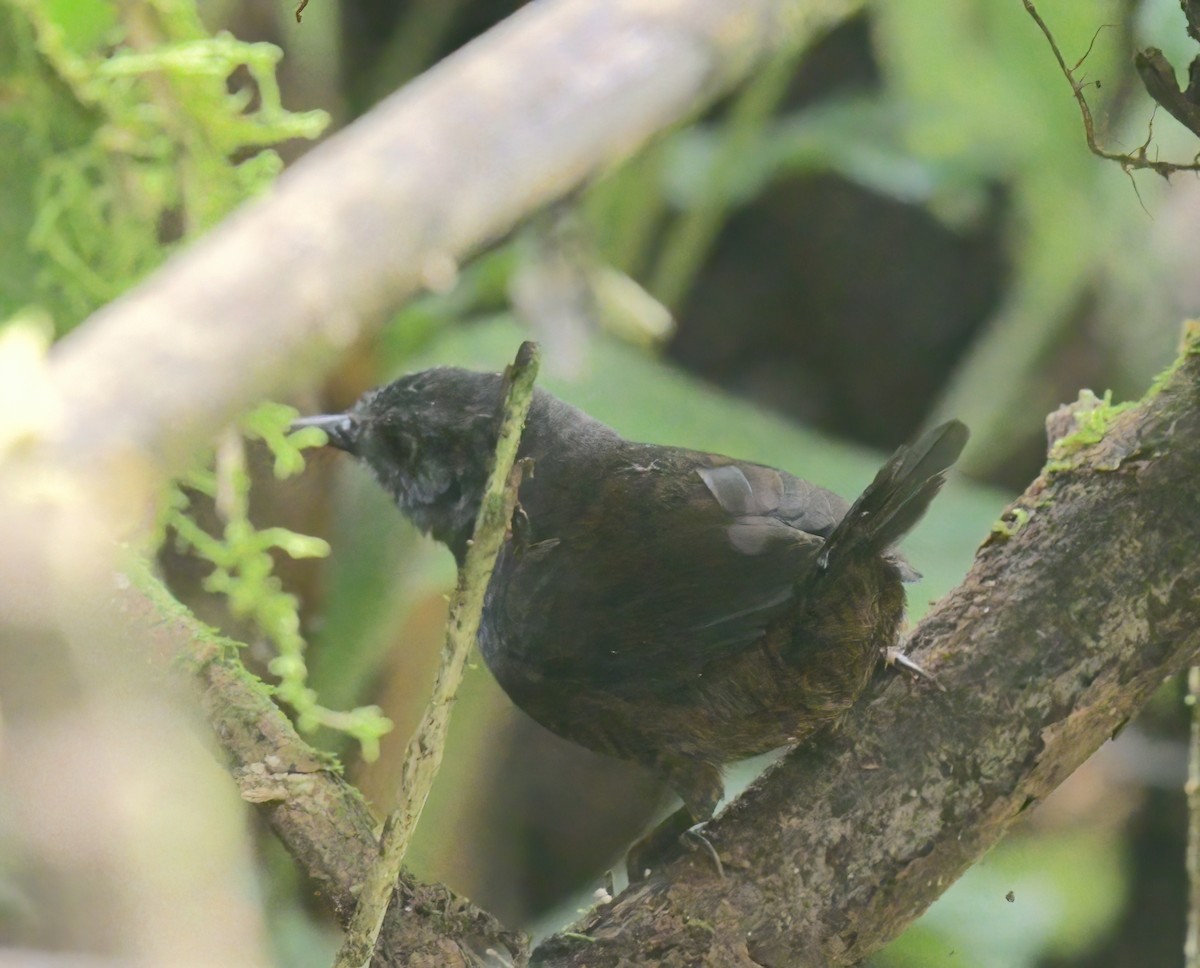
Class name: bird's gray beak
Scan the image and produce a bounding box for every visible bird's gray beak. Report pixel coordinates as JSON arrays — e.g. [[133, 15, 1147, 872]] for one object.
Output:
[[290, 413, 357, 453]]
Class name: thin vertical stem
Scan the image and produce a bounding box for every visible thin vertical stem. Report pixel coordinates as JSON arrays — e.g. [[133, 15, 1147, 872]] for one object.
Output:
[[331, 342, 541, 968]]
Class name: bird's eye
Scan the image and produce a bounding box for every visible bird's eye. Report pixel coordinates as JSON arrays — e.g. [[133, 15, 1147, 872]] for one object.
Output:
[[390, 433, 417, 464]]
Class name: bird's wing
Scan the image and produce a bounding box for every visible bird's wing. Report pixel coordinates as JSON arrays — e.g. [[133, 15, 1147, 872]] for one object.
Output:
[[697, 462, 847, 546], [682, 460, 846, 649], [493, 452, 850, 694]]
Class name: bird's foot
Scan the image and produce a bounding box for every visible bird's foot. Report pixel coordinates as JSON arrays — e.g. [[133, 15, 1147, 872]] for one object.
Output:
[[682, 822, 724, 879], [626, 808, 724, 882]]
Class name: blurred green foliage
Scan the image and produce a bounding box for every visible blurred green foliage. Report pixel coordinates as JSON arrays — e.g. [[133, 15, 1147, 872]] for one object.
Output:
[[881, 828, 1128, 968], [0, 0, 391, 758], [0, 0, 326, 327], [165, 403, 392, 759], [159, 407, 394, 761]]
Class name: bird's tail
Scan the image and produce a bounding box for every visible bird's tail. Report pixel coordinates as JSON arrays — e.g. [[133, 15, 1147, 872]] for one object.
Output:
[[817, 420, 969, 573]]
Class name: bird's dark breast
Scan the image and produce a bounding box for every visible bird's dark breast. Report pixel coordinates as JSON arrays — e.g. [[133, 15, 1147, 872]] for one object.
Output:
[[477, 452, 906, 771]]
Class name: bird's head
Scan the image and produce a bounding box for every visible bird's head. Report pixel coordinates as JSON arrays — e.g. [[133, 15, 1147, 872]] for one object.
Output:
[[293, 367, 505, 557]]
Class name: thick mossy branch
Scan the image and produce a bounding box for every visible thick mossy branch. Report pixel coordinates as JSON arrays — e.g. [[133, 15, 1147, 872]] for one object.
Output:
[[532, 332, 1200, 967], [117, 562, 527, 964], [123, 561, 370, 919]]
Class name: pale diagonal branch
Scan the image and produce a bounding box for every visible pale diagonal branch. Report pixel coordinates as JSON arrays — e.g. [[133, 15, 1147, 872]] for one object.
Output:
[[45, 0, 863, 479]]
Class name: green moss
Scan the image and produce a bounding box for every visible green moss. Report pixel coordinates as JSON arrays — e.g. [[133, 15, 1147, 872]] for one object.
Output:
[[125, 554, 278, 718], [4, 0, 328, 330], [161, 402, 393, 762], [125, 554, 345, 775], [1045, 390, 1135, 473], [990, 506, 1031, 539], [1127, 319, 1200, 409], [1182, 319, 1200, 354], [1044, 320, 1198, 475]]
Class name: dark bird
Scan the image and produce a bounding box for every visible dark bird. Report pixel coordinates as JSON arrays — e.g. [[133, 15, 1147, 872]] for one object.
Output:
[[295, 365, 967, 855]]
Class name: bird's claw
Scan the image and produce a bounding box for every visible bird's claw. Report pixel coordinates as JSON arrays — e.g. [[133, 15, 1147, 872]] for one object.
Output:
[[626, 809, 725, 882], [682, 822, 725, 879]]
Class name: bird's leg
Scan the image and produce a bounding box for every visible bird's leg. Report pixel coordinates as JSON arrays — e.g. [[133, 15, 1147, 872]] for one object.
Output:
[[625, 806, 694, 883], [626, 757, 724, 882]]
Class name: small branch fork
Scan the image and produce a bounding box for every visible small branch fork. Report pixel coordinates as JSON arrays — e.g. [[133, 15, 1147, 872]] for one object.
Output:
[[332, 342, 542, 968], [1022, 0, 1200, 177]]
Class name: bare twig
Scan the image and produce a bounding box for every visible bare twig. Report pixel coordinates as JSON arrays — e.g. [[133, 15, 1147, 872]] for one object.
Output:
[[1022, 0, 1200, 176], [333, 342, 541, 968]]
